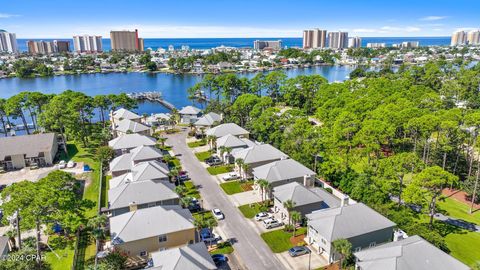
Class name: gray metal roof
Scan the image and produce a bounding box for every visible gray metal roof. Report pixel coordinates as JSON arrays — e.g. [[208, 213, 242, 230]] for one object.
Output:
[[109, 161, 170, 188], [232, 144, 288, 164], [216, 134, 248, 148], [306, 203, 396, 242], [108, 180, 178, 210], [110, 206, 194, 244], [150, 242, 217, 270], [354, 235, 470, 270], [179, 106, 202, 115], [0, 133, 56, 160], [112, 108, 141, 120], [109, 153, 133, 172], [194, 112, 222, 126], [273, 182, 337, 209], [115, 119, 150, 133], [109, 146, 164, 173], [252, 159, 315, 184], [205, 123, 249, 138], [108, 134, 156, 150]]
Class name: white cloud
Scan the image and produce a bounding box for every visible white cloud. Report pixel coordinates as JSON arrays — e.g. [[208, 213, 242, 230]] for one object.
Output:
[[419, 16, 448, 21], [0, 13, 19, 19]]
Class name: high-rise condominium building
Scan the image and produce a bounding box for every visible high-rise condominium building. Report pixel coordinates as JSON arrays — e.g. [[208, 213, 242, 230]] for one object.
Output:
[[348, 36, 362, 48], [366, 43, 386, 48], [110, 29, 144, 52], [328, 32, 348, 49], [451, 31, 467, 46], [302, 29, 327, 49], [27, 40, 70, 55], [73, 35, 103, 53], [253, 40, 283, 50], [467, 30, 480, 45], [401, 41, 420, 48], [0, 30, 18, 53]]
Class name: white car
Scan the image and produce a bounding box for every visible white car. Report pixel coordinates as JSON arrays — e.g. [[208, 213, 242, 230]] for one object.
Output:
[[66, 160, 76, 168], [58, 160, 66, 169], [263, 218, 284, 229], [212, 208, 224, 220], [222, 172, 240, 181], [254, 212, 271, 221]]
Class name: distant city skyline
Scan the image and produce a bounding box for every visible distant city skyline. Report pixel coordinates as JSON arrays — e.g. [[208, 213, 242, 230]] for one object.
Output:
[[1, 0, 479, 38]]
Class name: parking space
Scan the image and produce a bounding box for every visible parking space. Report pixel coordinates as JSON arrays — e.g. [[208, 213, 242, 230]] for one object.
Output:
[[276, 250, 328, 270], [0, 162, 85, 184]]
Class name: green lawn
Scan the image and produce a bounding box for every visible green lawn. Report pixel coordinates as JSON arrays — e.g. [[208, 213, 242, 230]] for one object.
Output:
[[445, 230, 480, 267], [238, 203, 268, 219], [195, 151, 212, 162], [261, 227, 307, 253], [207, 165, 233, 175], [184, 181, 201, 199], [438, 197, 480, 225], [209, 242, 234, 255], [188, 140, 207, 148], [220, 181, 244, 195], [45, 245, 75, 270]]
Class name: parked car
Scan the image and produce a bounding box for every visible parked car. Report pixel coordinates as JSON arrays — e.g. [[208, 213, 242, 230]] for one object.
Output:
[[58, 160, 66, 169], [222, 172, 240, 181], [288, 246, 311, 257], [212, 208, 224, 220], [187, 197, 201, 212], [263, 218, 283, 229], [206, 156, 222, 165], [200, 228, 218, 243], [66, 160, 76, 168], [211, 254, 228, 266], [177, 171, 190, 181], [254, 212, 271, 221]]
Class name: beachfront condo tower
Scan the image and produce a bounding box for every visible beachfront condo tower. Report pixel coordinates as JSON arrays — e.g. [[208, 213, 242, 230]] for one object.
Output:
[[303, 29, 327, 49], [73, 35, 103, 53], [348, 36, 362, 48], [328, 31, 349, 49], [451, 31, 467, 46], [0, 30, 18, 53], [110, 29, 144, 52]]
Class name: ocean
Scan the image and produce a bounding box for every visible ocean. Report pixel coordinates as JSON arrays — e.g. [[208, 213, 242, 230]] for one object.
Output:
[[15, 37, 451, 52]]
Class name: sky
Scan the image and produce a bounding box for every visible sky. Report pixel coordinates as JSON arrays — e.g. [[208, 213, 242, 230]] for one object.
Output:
[[1, 0, 479, 38]]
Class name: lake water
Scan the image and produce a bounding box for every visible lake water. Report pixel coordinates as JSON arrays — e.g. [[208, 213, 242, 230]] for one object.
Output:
[[0, 65, 354, 115]]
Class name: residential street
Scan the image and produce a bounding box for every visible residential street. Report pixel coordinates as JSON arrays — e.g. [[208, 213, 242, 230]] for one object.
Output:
[[166, 131, 287, 270]]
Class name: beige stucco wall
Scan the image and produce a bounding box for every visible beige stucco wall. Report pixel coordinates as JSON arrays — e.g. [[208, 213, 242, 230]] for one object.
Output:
[[11, 154, 25, 169]]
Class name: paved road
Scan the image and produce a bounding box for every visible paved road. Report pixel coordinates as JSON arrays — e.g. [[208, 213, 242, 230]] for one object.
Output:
[[167, 131, 287, 270], [434, 213, 480, 232]]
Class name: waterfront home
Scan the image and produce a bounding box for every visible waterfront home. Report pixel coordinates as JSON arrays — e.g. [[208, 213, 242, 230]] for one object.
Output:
[[109, 160, 170, 188], [107, 180, 179, 216], [354, 235, 469, 270], [148, 242, 217, 270], [205, 123, 249, 138], [114, 118, 151, 136], [145, 113, 171, 127], [108, 134, 157, 156], [194, 112, 222, 128], [0, 133, 58, 170], [272, 182, 340, 219], [232, 144, 288, 176], [305, 203, 396, 263], [110, 205, 195, 258], [252, 159, 316, 188], [111, 108, 142, 123], [178, 106, 202, 124], [109, 145, 164, 177]]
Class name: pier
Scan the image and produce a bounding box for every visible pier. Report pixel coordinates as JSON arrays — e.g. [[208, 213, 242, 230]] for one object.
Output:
[[127, 91, 176, 111]]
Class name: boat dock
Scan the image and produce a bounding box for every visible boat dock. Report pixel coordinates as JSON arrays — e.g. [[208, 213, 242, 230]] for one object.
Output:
[[127, 91, 176, 111]]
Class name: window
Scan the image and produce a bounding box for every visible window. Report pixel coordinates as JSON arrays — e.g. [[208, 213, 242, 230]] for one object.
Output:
[[148, 202, 156, 208], [321, 239, 326, 245], [369, 242, 376, 248], [354, 247, 362, 252], [139, 251, 147, 257], [159, 234, 167, 242]]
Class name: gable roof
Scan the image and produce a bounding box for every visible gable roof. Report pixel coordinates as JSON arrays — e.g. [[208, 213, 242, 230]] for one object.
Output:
[[108, 134, 156, 150], [179, 106, 202, 115], [110, 206, 194, 244], [216, 134, 248, 148], [109, 161, 169, 188], [306, 203, 396, 242], [252, 159, 315, 183], [273, 182, 338, 209], [354, 235, 470, 270], [109, 146, 164, 173], [0, 133, 56, 160], [194, 112, 222, 126], [205, 123, 249, 138], [109, 153, 133, 172], [108, 180, 178, 210], [232, 144, 288, 164], [113, 108, 141, 120], [115, 119, 150, 133], [149, 242, 217, 270]]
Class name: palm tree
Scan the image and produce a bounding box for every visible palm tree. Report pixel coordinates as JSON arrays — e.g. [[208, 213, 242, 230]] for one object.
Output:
[[264, 182, 272, 202], [283, 199, 295, 226], [225, 147, 233, 163], [193, 219, 205, 244], [257, 179, 269, 202], [236, 158, 244, 179], [180, 197, 193, 208], [174, 185, 186, 197], [242, 163, 250, 180], [291, 211, 301, 237], [189, 122, 195, 131], [87, 214, 108, 268], [157, 137, 167, 148], [332, 238, 352, 270], [169, 168, 179, 184], [219, 146, 226, 163], [207, 135, 217, 151]]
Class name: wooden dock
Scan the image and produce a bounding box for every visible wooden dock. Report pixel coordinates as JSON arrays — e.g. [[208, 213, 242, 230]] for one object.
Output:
[[127, 91, 176, 111]]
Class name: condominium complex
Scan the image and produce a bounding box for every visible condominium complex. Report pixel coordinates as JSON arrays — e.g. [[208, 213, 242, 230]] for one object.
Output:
[[110, 29, 144, 52], [302, 29, 327, 49], [328, 31, 348, 49], [348, 36, 362, 48], [27, 40, 70, 55], [73, 35, 103, 53], [253, 40, 282, 50], [467, 30, 480, 45], [0, 30, 18, 53], [451, 31, 468, 46]]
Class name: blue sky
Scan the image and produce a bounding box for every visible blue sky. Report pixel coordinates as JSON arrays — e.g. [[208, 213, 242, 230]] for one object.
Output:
[[1, 0, 479, 38]]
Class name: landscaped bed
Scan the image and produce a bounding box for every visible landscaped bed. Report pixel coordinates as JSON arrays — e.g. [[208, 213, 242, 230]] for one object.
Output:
[[209, 242, 234, 255], [188, 140, 207, 148], [261, 227, 307, 253], [220, 180, 254, 195], [207, 165, 233, 175], [184, 181, 201, 199]]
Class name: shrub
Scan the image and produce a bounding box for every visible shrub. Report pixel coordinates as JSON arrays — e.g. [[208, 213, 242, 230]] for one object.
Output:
[[325, 187, 333, 194], [284, 224, 294, 232]]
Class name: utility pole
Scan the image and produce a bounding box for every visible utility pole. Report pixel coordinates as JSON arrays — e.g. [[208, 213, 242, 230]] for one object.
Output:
[[15, 210, 21, 250]]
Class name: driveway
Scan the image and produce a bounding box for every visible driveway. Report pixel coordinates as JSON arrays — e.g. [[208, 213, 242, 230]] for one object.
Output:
[[229, 190, 262, 207], [167, 131, 287, 270]]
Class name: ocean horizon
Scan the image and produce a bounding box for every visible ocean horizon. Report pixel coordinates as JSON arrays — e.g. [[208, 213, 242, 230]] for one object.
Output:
[[16, 36, 451, 52]]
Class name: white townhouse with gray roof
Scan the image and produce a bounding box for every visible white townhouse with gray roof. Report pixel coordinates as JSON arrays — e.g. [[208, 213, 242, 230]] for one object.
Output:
[[178, 106, 202, 124], [108, 133, 157, 156], [0, 133, 58, 170], [232, 143, 288, 176], [306, 203, 396, 263], [111, 108, 142, 123], [109, 145, 164, 177], [109, 160, 170, 189], [194, 112, 222, 128], [114, 118, 151, 136], [252, 158, 316, 188], [148, 242, 217, 270], [205, 123, 249, 138], [354, 235, 469, 270]]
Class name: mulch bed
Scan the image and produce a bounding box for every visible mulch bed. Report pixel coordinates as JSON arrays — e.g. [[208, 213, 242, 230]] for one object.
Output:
[[443, 188, 480, 209], [241, 182, 254, 191], [321, 262, 340, 270], [289, 233, 306, 246]]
